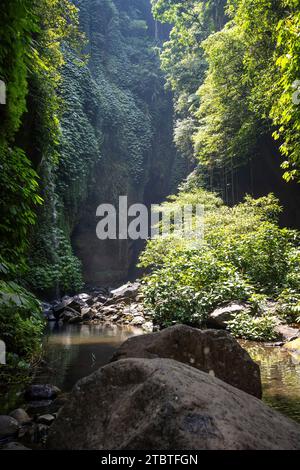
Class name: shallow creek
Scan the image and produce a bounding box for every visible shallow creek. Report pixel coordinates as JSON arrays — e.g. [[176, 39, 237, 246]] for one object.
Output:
[[28, 324, 300, 423]]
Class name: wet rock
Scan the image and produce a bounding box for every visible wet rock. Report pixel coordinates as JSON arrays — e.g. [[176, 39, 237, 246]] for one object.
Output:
[[111, 324, 262, 398], [26, 384, 61, 401], [0, 416, 20, 439], [208, 302, 249, 328], [9, 409, 31, 425], [1, 442, 31, 450], [47, 358, 300, 450], [275, 325, 300, 342], [37, 414, 55, 426]]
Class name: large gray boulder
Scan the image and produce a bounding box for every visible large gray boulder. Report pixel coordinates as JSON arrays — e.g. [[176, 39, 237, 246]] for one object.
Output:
[[47, 358, 300, 450], [110, 324, 262, 398]]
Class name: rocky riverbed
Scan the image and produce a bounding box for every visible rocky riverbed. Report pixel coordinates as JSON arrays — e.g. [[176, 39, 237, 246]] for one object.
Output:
[[42, 282, 154, 333]]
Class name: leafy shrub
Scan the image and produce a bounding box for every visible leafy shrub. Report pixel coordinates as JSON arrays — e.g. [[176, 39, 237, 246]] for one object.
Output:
[[142, 249, 252, 328], [277, 289, 300, 324], [248, 293, 270, 315], [226, 312, 277, 342], [140, 188, 300, 336], [0, 280, 44, 361]]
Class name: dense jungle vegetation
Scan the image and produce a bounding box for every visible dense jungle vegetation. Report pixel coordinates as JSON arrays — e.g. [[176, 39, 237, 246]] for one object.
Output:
[[141, 0, 300, 339], [0, 0, 300, 374]]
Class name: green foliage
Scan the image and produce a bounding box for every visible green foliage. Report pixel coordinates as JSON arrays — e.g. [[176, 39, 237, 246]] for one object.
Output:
[[0, 0, 38, 138], [226, 223, 295, 294], [226, 312, 277, 342], [142, 250, 252, 327], [0, 145, 42, 265], [229, 0, 300, 182], [27, 229, 83, 294], [140, 186, 300, 338], [0, 1, 83, 370], [152, 0, 300, 187], [194, 25, 259, 179], [0, 279, 44, 361], [277, 288, 300, 324]]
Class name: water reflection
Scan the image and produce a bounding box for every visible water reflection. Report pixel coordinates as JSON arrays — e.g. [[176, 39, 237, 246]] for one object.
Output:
[[36, 323, 144, 391], [36, 326, 300, 424], [241, 340, 300, 423]]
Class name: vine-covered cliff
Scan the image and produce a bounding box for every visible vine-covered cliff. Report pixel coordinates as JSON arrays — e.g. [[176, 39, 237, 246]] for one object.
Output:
[[27, 0, 183, 293]]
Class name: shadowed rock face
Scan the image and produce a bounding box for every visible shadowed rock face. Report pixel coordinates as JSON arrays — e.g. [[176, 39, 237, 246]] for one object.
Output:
[[47, 358, 300, 450], [110, 324, 262, 398]]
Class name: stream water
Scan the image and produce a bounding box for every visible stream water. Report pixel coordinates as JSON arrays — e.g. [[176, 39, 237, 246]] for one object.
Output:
[[2, 324, 298, 422], [34, 323, 144, 391], [34, 324, 300, 423]]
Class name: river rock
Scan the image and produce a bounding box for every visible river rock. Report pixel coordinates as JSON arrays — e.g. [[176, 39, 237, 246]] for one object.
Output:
[[111, 325, 262, 398], [67, 299, 84, 313], [0, 416, 20, 439], [37, 414, 55, 426], [208, 302, 249, 328], [74, 293, 92, 304], [111, 282, 140, 300], [275, 325, 300, 342], [47, 358, 300, 450], [95, 295, 108, 304], [26, 384, 61, 401], [9, 408, 31, 425]]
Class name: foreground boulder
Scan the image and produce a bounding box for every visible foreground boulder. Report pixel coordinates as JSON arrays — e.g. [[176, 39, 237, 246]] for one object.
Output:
[[111, 325, 262, 398], [47, 358, 300, 450]]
